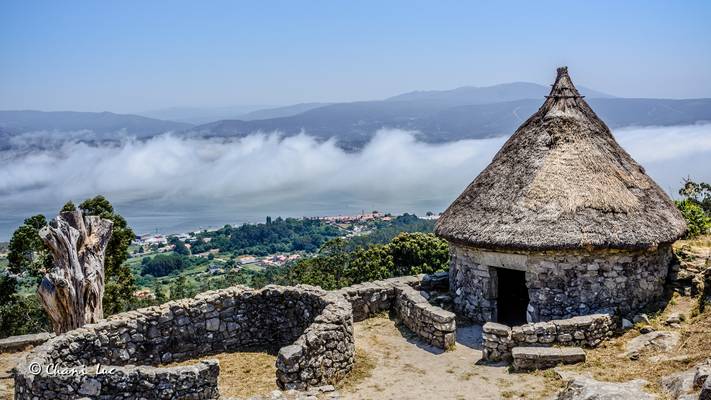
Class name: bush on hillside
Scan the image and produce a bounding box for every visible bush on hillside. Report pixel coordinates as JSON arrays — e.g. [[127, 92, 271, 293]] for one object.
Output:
[[676, 199, 710, 238]]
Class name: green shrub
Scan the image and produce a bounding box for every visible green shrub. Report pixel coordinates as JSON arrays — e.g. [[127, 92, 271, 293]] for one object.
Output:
[[288, 232, 449, 290], [0, 293, 50, 338], [676, 199, 710, 238]]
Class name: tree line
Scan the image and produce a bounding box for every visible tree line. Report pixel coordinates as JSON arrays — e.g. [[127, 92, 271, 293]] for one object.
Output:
[[189, 217, 343, 256]]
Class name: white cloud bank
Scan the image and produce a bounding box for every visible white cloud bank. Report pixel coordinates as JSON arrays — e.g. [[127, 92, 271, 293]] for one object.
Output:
[[0, 124, 709, 238]]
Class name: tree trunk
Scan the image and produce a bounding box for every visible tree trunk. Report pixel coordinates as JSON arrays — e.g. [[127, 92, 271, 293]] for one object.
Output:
[[37, 210, 113, 334]]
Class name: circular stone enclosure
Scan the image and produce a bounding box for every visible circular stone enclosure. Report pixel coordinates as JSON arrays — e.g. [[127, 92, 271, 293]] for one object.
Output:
[[14, 285, 355, 399]]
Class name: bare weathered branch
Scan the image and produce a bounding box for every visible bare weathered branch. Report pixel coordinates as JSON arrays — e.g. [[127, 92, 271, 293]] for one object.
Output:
[[38, 210, 113, 334]]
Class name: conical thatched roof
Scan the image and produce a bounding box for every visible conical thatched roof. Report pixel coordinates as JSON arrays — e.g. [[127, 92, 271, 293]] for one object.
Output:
[[435, 67, 687, 251]]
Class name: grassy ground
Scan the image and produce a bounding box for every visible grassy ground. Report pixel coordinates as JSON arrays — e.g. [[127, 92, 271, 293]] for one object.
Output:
[[163, 346, 376, 398], [332, 348, 377, 391], [166, 350, 279, 398]]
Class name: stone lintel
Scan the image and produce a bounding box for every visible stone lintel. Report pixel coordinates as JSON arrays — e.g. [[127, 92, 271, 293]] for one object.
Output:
[[466, 247, 528, 271]]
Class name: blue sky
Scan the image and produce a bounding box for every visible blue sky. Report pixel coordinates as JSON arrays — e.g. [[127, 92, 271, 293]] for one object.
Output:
[[1, 0, 710, 112]]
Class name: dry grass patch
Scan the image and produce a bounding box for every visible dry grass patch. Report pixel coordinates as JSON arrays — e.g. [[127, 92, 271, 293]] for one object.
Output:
[[166, 347, 378, 397], [518, 369, 564, 399], [0, 348, 32, 400], [336, 348, 377, 391], [165, 350, 278, 398], [676, 234, 711, 250]]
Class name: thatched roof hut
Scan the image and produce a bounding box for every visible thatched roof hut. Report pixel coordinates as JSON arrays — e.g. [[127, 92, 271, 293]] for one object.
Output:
[[436, 67, 687, 325], [435, 67, 687, 251]]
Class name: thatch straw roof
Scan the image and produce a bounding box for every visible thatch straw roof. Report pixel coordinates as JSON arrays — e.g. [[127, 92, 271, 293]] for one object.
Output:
[[435, 67, 687, 251]]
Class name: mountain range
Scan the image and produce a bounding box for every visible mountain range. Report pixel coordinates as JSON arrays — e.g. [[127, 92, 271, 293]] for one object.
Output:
[[2, 82, 710, 150]]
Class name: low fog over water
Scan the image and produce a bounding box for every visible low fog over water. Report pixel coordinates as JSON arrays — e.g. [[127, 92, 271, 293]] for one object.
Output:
[[1, 124, 709, 240]]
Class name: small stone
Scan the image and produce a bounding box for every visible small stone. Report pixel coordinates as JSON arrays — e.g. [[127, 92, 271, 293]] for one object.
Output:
[[661, 369, 695, 399], [702, 376, 711, 400], [78, 378, 101, 396], [621, 319, 633, 329], [555, 373, 655, 400], [665, 313, 683, 325], [695, 360, 711, 389], [118, 349, 130, 361], [206, 318, 220, 331], [624, 331, 680, 358], [319, 385, 336, 392], [482, 322, 511, 336], [639, 325, 655, 334]]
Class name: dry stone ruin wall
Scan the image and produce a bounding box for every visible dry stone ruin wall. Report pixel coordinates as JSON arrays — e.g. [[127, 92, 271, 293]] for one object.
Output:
[[15, 275, 455, 399], [15, 285, 355, 399], [335, 275, 421, 322], [336, 275, 457, 349], [394, 285, 456, 349], [481, 313, 617, 362], [449, 244, 673, 323]]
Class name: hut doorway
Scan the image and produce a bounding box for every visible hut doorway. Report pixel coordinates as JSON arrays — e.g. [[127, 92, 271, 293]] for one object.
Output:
[[496, 268, 529, 325]]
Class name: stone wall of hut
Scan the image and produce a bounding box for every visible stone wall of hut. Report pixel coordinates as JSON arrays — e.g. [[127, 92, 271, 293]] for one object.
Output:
[[449, 244, 673, 323]]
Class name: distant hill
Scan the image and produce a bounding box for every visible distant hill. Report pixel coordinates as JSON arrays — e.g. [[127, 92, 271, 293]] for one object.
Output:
[[3, 82, 710, 151], [239, 103, 333, 121], [189, 97, 711, 150], [0, 110, 191, 136], [0, 110, 193, 150], [136, 105, 274, 124], [386, 82, 614, 104]]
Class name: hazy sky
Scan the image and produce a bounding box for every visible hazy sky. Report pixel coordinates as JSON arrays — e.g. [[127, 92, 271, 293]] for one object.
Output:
[[1, 0, 710, 113]]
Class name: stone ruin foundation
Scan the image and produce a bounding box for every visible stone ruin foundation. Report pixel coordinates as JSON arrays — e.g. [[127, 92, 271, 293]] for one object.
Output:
[[481, 313, 617, 362], [14, 276, 456, 399], [449, 244, 674, 324], [14, 285, 355, 399]]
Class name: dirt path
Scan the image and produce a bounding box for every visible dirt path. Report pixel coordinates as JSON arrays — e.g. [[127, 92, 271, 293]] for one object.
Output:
[[0, 350, 24, 400], [344, 315, 559, 400]]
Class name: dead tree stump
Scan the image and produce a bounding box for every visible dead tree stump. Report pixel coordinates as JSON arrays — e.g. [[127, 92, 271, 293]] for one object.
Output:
[[38, 210, 113, 334]]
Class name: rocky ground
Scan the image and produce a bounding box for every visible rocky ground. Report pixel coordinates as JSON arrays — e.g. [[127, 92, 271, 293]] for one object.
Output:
[[551, 294, 710, 399]]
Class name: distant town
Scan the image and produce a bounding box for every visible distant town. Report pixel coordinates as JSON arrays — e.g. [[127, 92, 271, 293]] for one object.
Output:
[[127, 211, 440, 300]]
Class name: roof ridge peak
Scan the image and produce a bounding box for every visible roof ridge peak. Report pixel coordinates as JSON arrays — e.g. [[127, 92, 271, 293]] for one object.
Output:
[[546, 66, 584, 99]]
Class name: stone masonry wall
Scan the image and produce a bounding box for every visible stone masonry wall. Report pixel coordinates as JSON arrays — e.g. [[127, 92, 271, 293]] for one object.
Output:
[[335, 275, 456, 349], [335, 276, 420, 322], [481, 313, 617, 362], [394, 285, 456, 349], [14, 276, 455, 399], [14, 285, 354, 399], [450, 244, 673, 323]]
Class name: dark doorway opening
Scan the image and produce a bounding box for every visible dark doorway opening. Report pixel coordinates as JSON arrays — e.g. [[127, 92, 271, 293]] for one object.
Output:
[[496, 268, 529, 326]]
